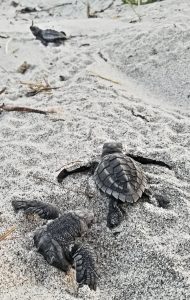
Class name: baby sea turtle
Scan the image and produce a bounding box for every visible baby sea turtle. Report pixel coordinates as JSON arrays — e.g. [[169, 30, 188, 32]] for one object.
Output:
[[30, 24, 67, 46], [12, 200, 97, 290], [57, 142, 171, 228], [94, 143, 148, 227]]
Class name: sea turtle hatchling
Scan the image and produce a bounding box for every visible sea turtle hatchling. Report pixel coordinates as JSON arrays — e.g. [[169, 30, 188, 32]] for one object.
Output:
[[12, 200, 98, 290], [30, 24, 67, 46], [57, 142, 171, 228]]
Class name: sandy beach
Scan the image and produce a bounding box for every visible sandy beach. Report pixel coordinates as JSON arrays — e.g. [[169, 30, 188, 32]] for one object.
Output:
[[0, 0, 190, 299]]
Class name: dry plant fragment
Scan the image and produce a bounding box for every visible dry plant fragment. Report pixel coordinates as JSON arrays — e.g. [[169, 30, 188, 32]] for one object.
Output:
[[0, 103, 48, 115], [0, 34, 9, 39], [17, 61, 31, 74], [89, 70, 121, 85], [20, 78, 61, 97], [86, 0, 114, 18], [65, 268, 78, 296], [0, 87, 6, 95], [0, 226, 16, 242], [131, 108, 150, 122], [123, 0, 142, 22], [5, 37, 12, 54], [18, 3, 72, 14]]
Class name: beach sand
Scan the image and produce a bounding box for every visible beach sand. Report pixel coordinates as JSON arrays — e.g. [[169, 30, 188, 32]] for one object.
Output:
[[0, 0, 190, 299]]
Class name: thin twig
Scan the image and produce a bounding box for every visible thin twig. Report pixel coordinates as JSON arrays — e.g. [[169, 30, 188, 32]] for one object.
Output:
[[87, 0, 114, 17], [20, 79, 62, 97], [19, 3, 72, 14], [93, 0, 114, 14], [0, 226, 16, 242], [0, 65, 8, 73], [86, 0, 91, 18], [42, 2, 72, 12], [20, 81, 51, 89], [125, 0, 141, 22], [131, 108, 150, 122], [0, 87, 6, 95], [0, 104, 48, 115], [97, 51, 108, 62], [25, 87, 60, 97], [0, 34, 9, 39], [89, 71, 121, 85], [5, 37, 12, 54]]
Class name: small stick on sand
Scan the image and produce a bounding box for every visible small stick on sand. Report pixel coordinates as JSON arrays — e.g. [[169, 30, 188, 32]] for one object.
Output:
[[86, 0, 91, 18], [0, 87, 6, 95], [0, 34, 9, 39], [93, 0, 114, 15], [131, 108, 150, 122], [89, 70, 121, 85], [5, 37, 13, 54], [87, 0, 114, 18], [20, 79, 62, 97], [0, 65, 8, 73], [97, 51, 108, 62], [0, 104, 48, 115], [20, 3, 72, 13], [125, 0, 141, 22], [0, 226, 16, 242]]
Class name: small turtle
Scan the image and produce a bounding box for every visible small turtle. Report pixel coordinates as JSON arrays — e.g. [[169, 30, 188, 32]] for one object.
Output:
[[12, 200, 97, 290], [57, 142, 171, 228], [30, 24, 67, 46]]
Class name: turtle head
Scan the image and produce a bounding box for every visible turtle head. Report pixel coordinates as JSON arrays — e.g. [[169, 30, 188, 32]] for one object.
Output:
[[30, 25, 41, 37], [102, 142, 123, 157], [75, 210, 94, 231]]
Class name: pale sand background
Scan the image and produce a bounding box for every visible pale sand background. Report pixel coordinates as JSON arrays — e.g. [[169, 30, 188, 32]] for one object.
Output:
[[0, 0, 190, 299]]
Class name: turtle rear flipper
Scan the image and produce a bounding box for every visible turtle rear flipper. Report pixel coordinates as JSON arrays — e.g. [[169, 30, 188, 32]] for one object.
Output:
[[34, 231, 70, 272], [12, 200, 60, 220], [71, 244, 98, 291], [107, 198, 124, 229]]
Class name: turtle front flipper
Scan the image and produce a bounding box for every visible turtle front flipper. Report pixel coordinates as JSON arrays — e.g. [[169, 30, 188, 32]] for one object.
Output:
[[57, 161, 98, 183], [107, 198, 124, 229], [12, 200, 60, 220], [70, 244, 98, 291], [127, 153, 172, 170], [34, 230, 70, 272], [40, 38, 48, 46]]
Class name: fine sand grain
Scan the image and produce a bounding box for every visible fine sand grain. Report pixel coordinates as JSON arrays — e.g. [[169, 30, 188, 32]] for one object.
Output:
[[0, 0, 190, 299]]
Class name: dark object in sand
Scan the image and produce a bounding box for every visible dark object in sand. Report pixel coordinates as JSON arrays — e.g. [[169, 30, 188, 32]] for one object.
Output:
[[12, 200, 97, 290], [20, 7, 38, 13], [17, 61, 31, 74], [10, 1, 18, 7], [57, 142, 171, 228], [0, 87, 6, 95], [0, 104, 48, 115], [30, 25, 67, 46], [59, 75, 66, 81]]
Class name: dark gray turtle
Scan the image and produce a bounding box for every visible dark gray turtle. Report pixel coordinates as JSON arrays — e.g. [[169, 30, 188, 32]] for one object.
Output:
[[94, 143, 147, 227], [12, 200, 97, 291], [30, 25, 67, 46], [57, 142, 171, 228]]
